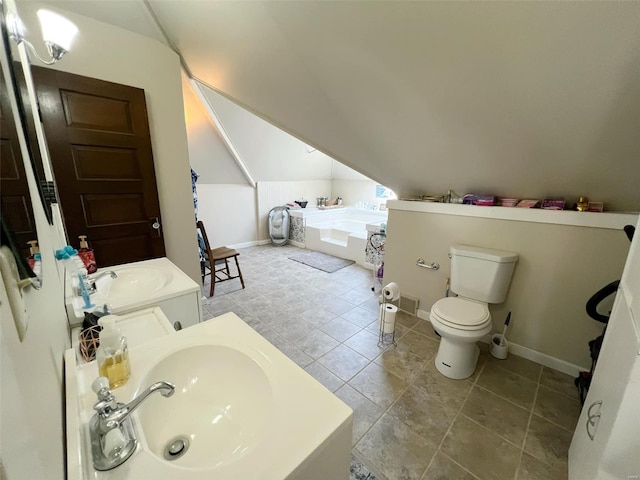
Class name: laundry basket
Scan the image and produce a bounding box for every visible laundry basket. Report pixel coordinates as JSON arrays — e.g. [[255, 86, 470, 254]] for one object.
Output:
[[268, 206, 290, 246]]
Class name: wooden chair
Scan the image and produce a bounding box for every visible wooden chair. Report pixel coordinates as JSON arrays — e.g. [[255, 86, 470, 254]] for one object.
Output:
[[197, 220, 245, 296]]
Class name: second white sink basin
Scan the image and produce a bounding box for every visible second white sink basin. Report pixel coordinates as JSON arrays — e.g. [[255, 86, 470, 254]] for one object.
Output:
[[64, 258, 202, 328], [96, 265, 174, 300], [136, 344, 273, 469]]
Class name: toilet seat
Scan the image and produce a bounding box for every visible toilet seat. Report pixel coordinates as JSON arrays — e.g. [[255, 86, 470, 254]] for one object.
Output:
[[431, 297, 490, 331]]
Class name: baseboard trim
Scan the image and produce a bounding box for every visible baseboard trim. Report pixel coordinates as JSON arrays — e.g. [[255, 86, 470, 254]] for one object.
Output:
[[415, 310, 588, 376], [253, 238, 306, 248], [229, 240, 261, 249]]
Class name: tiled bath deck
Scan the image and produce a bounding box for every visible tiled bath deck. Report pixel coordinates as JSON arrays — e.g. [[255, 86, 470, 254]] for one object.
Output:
[[202, 244, 579, 480]]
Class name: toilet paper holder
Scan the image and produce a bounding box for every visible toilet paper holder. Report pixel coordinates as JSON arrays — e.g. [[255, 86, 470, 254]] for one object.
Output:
[[378, 282, 400, 347], [416, 258, 440, 270]]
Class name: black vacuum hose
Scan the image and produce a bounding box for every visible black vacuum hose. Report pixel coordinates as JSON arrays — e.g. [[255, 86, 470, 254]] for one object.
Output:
[[585, 280, 619, 324], [584, 225, 635, 324]]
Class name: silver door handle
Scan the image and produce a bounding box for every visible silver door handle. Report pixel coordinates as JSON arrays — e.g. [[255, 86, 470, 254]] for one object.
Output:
[[151, 217, 161, 237], [417, 258, 440, 270], [586, 400, 602, 441]]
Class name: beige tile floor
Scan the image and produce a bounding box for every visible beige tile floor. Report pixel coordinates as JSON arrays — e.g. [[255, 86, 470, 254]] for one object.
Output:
[[202, 245, 579, 480]]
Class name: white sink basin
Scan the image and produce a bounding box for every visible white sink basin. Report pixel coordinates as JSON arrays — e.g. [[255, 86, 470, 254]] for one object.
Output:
[[136, 344, 273, 469], [96, 265, 174, 300], [64, 258, 201, 328]]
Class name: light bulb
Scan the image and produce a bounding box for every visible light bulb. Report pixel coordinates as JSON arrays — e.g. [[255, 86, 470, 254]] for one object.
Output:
[[36, 9, 78, 52]]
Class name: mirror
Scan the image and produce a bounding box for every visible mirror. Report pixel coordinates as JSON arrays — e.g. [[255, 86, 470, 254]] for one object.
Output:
[[0, 0, 48, 285]]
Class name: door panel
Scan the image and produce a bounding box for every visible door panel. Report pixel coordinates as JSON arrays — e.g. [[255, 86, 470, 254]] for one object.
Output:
[[32, 66, 165, 267], [60, 90, 134, 133], [72, 146, 141, 180]]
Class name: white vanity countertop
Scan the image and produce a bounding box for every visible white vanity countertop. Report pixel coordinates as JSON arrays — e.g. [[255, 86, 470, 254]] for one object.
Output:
[[70, 306, 175, 365], [66, 257, 200, 327], [66, 313, 353, 480]]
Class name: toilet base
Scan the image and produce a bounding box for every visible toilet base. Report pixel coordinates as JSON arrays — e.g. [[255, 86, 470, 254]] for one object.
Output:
[[435, 339, 480, 380]]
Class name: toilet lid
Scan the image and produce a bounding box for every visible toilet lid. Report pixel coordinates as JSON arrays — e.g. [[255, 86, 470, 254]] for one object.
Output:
[[432, 297, 490, 327]]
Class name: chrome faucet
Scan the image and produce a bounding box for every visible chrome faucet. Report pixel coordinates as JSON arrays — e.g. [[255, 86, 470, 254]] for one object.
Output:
[[89, 377, 175, 471], [90, 270, 118, 282], [75, 270, 117, 296]]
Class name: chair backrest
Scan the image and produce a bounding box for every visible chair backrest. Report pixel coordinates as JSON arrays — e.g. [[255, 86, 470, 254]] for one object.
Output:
[[197, 220, 212, 261]]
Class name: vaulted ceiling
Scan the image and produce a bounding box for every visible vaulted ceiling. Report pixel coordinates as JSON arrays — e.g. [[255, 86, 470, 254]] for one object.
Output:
[[40, 1, 640, 210]]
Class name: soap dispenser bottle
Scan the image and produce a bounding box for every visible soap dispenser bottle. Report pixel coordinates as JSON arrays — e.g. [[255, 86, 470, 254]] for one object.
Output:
[[26, 240, 39, 270], [78, 235, 98, 273], [96, 315, 131, 389]]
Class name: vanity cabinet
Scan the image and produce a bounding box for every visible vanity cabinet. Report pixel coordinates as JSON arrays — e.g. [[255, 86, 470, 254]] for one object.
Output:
[[569, 218, 640, 480]]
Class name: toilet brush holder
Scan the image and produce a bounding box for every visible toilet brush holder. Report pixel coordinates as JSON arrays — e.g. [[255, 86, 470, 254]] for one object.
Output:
[[489, 334, 509, 360]]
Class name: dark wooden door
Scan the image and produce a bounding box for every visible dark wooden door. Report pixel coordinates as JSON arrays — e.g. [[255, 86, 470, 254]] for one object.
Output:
[[0, 63, 36, 260], [32, 67, 165, 267]]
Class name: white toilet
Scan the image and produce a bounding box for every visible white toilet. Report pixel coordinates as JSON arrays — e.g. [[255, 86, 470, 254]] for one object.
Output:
[[430, 244, 518, 379]]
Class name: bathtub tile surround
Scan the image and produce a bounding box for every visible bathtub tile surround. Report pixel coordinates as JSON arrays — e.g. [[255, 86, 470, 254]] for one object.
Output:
[[289, 216, 305, 244], [202, 245, 576, 480], [365, 231, 384, 266]]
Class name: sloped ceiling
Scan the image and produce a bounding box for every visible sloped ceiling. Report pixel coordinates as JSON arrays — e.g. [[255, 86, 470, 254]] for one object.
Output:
[[39, 1, 640, 210]]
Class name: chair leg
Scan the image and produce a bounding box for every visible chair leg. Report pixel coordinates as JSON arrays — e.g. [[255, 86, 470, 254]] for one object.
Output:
[[234, 255, 245, 289], [209, 270, 215, 297]]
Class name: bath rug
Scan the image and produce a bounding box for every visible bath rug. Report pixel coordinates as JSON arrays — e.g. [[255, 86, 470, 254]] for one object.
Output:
[[350, 455, 378, 480], [288, 251, 355, 273]]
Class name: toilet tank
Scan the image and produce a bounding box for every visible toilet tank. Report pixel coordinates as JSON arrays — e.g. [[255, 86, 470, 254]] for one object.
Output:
[[449, 244, 518, 304]]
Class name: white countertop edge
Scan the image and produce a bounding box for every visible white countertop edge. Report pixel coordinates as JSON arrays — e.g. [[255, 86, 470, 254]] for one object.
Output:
[[65, 348, 82, 480], [387, 200, 638, 230]]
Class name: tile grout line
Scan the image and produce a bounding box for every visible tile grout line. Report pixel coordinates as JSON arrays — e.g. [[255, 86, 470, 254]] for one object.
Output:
[[350, 342, 439, 480], [421, 360, 486, 479], [347, 348, 431, 473], [513, 366, 543, 479]]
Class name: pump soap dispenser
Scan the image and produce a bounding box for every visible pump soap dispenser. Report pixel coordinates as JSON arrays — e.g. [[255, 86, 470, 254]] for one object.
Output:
[[78, 235, 97, 273], [96, 315, 131, 389], [26, 240, 39, 270]]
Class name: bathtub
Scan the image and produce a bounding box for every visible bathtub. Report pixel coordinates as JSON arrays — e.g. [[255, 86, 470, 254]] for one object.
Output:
[[293, 208, 387, 266]]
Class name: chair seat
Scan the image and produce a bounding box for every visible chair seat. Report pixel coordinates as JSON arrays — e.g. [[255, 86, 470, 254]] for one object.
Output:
[[210, 247, 239, 261]]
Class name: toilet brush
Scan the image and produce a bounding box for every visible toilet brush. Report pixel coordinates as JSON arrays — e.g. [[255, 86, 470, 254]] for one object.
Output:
[[499, 311, 511, 346], [490, 311, 511, 359]]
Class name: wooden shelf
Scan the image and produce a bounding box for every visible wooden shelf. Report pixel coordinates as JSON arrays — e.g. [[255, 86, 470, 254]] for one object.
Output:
[[387, 200, 638, 230]]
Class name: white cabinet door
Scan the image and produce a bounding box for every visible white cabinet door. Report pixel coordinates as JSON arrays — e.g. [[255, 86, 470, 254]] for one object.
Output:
[[569, 296, 637, 479]]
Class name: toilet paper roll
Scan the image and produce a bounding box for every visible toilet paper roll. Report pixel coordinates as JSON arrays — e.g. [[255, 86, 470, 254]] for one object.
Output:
[[379, 304, 398, 334], [103, 428, 127, 459], [382, 282, 400, 302]]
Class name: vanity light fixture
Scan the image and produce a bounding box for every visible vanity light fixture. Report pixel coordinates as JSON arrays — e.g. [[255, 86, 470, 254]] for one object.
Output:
[[7, 9, 77, 64]]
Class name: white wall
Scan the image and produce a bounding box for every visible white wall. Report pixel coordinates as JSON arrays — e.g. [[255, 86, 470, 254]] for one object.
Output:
[[196, 184, 258, 248], [182, 73, 246, 185], [201, 86, 334, 181], [182, 74, 386, 246], [331, 179, 385, 209], [17, 2, 201, 284], [384, 209, 631, 368]]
